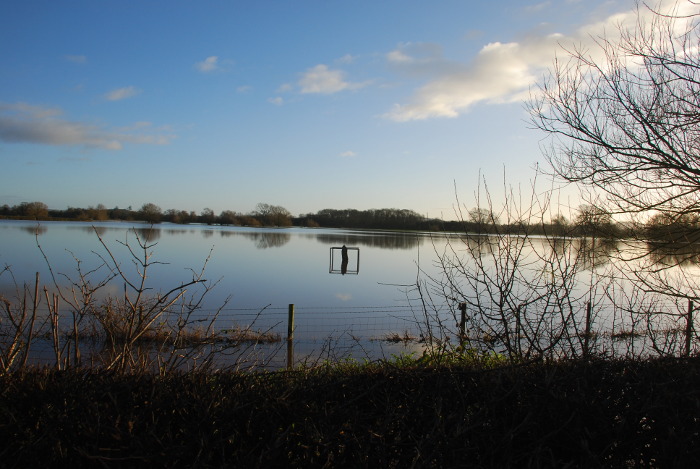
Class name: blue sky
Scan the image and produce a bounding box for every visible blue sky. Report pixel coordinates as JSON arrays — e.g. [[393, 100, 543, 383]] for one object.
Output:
[[0, 0, 657, 219]]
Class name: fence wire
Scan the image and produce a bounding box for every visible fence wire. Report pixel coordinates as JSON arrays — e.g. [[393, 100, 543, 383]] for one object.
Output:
[[4, 296, 700, 370]]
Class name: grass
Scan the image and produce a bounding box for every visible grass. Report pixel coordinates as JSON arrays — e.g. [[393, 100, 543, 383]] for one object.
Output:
[[611, 329, 644, 341], [106, 324, 280, 347], [377, 330, 418, 343], [219, 326, 281, 344]]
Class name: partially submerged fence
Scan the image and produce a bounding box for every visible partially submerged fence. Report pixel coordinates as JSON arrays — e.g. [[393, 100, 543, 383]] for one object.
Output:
[[2, 290, 699, 372]]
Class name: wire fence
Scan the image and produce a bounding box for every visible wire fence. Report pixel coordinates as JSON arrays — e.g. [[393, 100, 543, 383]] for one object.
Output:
[[188, 296, 700, 366], [4, 296, 700, 371], [214, 304, 424, 340]]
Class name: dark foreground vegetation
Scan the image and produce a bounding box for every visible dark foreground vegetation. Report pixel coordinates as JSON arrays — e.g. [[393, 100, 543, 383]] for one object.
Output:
[[2, 357, 700, 468]]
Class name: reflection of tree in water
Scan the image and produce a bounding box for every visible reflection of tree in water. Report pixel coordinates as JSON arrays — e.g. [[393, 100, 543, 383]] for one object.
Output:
[[313, 232, 423, 250], [214, 229, 291, 248], [456, 234, 617, 270], [132, 227, 161, 242], [245, 231, 292, 249], [73, 225, 156, 240], [73, 225, 110, 236], [646, 241, 700, 267], [21, 225, 47, 235], [43, 223, 162, 244], [253, 232, 291, 249], [217, 230, 238, 238], [575, 237, 617, 269], [462, 235, 499, 257], [546, 236, 573, 257], [164, 228, 189, 235], [90, 225, 108, 237], [211, 227, 424, 249]]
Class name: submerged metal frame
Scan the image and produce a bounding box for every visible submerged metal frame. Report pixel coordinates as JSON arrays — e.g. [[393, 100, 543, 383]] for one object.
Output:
[[329, 246, 360, 275]]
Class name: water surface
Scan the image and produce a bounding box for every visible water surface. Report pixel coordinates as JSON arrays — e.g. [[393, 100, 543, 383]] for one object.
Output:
[[3, 220, 697, 365], [0, 220, 439, 365]]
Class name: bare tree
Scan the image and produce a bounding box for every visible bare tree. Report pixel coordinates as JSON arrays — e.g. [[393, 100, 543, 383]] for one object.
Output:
[[468, 208, 499, 226], [139, 203, 162, 224], [17, 201, 48, 219], [200, 207, 216, 225], [253, 203, 292, 227], [416, 181, 612, 361], [529, 2, 700, 219], [575, 204, 615, 238]]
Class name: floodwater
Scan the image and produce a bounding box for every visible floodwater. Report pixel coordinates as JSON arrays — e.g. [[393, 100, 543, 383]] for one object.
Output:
[[0, 220, 444, 310], [0, 220, 441, 367], [1, 219, 698, 367]]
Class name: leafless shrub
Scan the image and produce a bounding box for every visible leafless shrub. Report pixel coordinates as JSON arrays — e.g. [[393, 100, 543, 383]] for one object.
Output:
[[414, 177, 700, 361], [1, 225, 278, 374], [0, 268, 41, 374]]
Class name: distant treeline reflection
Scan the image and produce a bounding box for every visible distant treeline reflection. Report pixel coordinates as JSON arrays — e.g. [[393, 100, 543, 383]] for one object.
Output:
[[19, 220, 700, 262], [57, 224, 425, 250], [8, 201, 700, 263]]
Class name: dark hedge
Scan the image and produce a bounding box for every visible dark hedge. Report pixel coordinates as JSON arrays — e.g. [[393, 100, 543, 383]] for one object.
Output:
[[1, 358, 699, 468]]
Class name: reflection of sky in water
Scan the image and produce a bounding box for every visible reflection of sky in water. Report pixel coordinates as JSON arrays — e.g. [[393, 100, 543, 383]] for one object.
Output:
[[0, 221, 429, 314], [0, 221, 434, 365], [5, 220, 699, 363]]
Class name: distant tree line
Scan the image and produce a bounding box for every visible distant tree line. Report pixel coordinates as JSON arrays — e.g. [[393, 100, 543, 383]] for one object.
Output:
[[0, 201, 50, 220], [0, 201, 294, 227], [296, 208, 442, 231], [1, 202, 451, 230], [2, 200, 696, 242]]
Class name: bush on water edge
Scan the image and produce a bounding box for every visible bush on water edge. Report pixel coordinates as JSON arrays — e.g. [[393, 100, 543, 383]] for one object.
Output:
[[2, 356, 700, 468]]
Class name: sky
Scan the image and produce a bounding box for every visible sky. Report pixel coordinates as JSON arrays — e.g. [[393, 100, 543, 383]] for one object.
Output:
[[0, 0, 682, 220]]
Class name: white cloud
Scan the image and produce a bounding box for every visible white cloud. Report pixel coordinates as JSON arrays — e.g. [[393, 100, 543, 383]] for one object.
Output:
[[0, 102, 174, 150], [384, 0, 695, 122], [339, 150, 356, 158], [195, 56, 219, 73], [268, 97, 284, 106], [299, 64, 368, 94], [104, 86, 141, 101], [384, 39, 552, 121]]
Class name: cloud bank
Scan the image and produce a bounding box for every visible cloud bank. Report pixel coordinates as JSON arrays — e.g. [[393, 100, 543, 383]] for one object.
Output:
[[0, 102, 173, 150], [383, 0, 697, 121]]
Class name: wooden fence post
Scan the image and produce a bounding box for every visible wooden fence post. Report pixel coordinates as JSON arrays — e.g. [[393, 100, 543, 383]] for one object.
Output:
[[584, 302, 592, 358], [686, 300, 693, 357], [287, 304, 295, 370]]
